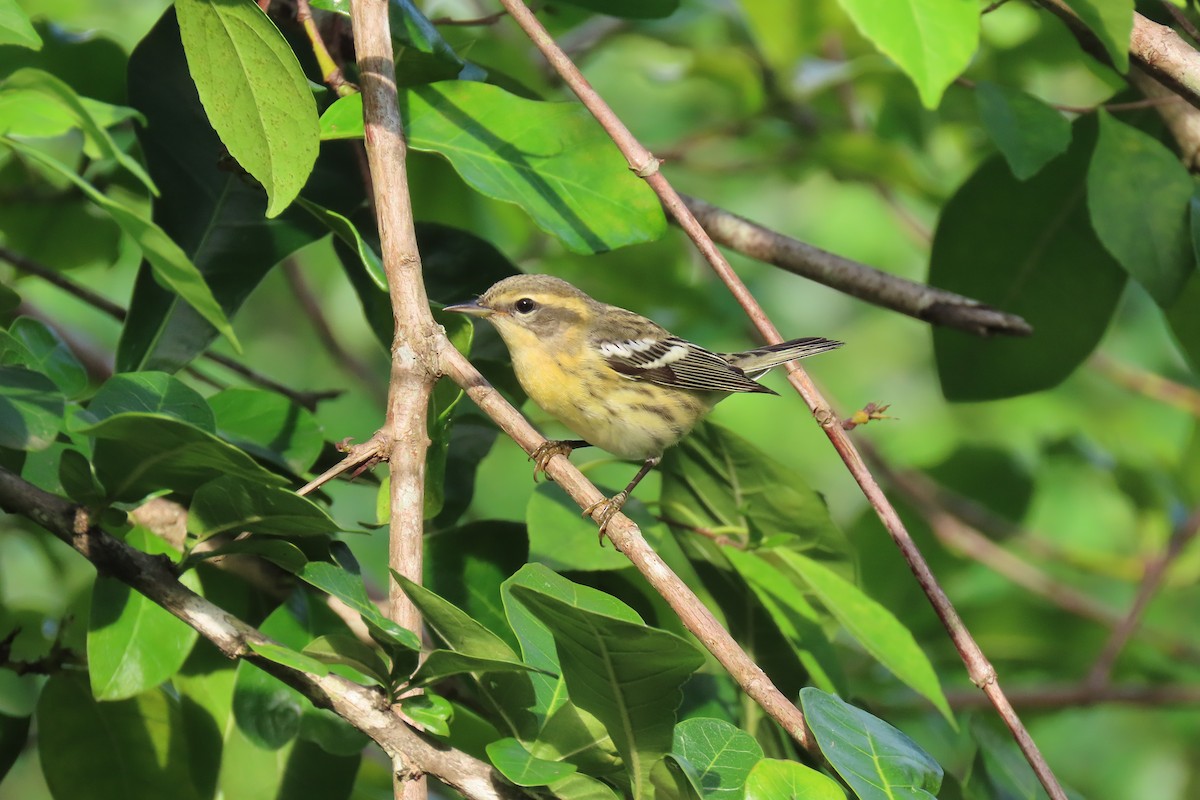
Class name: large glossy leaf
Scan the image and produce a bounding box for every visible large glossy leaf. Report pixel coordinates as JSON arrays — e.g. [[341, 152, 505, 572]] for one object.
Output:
[[2, 317, 87, 397], [393, 572, 520, 662], [188, 474, 341, 541], [426, 520, 528, 649], [975, 81, 1071, 181], [0, 709, 29, 783], [800, 688, 942, 800], [88, 526, 201, 700], [297, 560, 423, 655], [3, 137, 240, 350], [209, 387, 325, 475], [1087, 111, 1194, 306], [743, 758, 844, 800], [119, 9, 336, 373], [1062, 0, 1133, 71], [0, 365, 63, 451], [320, 83, 666, 253], [37, 674, 201, 800], [774, 550, 951, 721], [81, 412, 288, 502], [487, 737, 578, 787], [659, 421, 851, 564], [511, 583, 705, 799], [671, 717, 763, 800], [834, 0, 978, 108], [931, 116, 1126, 400], [175, 0, 317, 217], [84, 371, 214, 430], [1167, 264, 1200, 372]]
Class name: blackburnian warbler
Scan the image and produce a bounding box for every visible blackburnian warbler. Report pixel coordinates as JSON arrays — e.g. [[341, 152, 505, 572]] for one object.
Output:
[[445, 275, 842, 538]]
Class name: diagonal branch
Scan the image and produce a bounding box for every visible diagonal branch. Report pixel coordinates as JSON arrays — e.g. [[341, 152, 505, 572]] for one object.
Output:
[[0, 467, 522, 800], [493, 2, 1068, 797]]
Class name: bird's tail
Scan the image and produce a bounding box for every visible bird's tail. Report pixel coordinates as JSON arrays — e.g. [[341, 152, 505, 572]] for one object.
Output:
[[727, 337, 844, 377]]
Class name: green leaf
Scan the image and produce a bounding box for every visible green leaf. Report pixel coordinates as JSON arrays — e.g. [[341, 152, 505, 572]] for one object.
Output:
[[2, 137, 241, 350], [411, 649, 539, 684], [181, 536, 308, 574], [400, 691, 453, 737], [0, 0, 41, 49], [1167, 258, 1200, 372], [1062, 0, 1133, 72], [320, 83, 666, 253], [487, 737, 578, 786], [88, 526, 201, 700], [2, 67, 155, 193], [526, 483, 641, 572], [800, 688, 942, 800], [81, 412, 288, 502], [209, 388, 325, 475], [295, 197, 386, 290], [247, 641, 330, 676], [84, 371, 215, 430], [743, 758, 844, 800], [3, 316, 88, 397], [427, 520, 528, 649], [0, 365, 63, 451], [660, 421, 851, 564], [119, 10, 337, 373], [175, 0, 318, 217], [1088, 111, 1194, 306], [931, 116, 1126, 400], [547, 773, 623, 800], [975, 81, 1071, 181], [651, 756, 704, 800], [775, 551, 951, 722], [393, 571, 520, 661], [723, 548, 844, 695], [302, 634, 392, 686], [0, 710, 29, 783], [58, 448, 107, 506], [297, 561, 423, 654], [37, 673, 201, 800], [834, 0, 978, 108], [510, 583, 705, 799], [672, 717, 764, 799], [188, 474, 341, 541]]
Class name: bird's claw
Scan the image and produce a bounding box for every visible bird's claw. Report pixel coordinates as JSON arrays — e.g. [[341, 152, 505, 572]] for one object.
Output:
[[530, 440, 576, 482], [583, 491, 629, 546]]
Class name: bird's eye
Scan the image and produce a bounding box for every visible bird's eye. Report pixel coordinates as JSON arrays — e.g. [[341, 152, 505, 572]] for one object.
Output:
[[514, 298, 537, 314]]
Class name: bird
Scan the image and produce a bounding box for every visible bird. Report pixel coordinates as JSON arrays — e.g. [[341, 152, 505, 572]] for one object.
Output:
[[444, 274, 842, 541]]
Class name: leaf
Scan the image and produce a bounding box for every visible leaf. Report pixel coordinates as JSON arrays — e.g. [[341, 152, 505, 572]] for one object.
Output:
[[301, 635, 395, 686], [81, 412, 288, 502], [247, 641, 331, 676], [743, 758, 844, 800], [88, 526, 201, 700], [0, 0, 41, 49], [1167, 261, 1200, 372], [181, 536, 308, 574], [320, 83, 666, 253], [1062, 0, 1133, 72], [120, 9, 338, 373], [775, 550, 952, 722], [1087, 111, 1194, 306], [659, 421, 851, 564], [188, 474, 341, 541], [800, 688, 942, 800], [0, 365, 63, 451], [295, 197, 386, 290], [510, 583, 705, 799], [931, 115, 1126, 400], [487, 737, 578, 787], [4, 316, 88, 397], [547, 773, 623, 800], [0, 710, 29, 783], [672, 717, 764, 799], [84, 371, 215, 430], [297, 560, 423, 654], [37, 673, 201, 800], [393, 571, 520, 661], [209, 388, 325, 475], [834, 0, 978, 108], [400, 691, 453, 737], [526, 483, 642, 572], [2, 137, 240, 350], [411, 649, 539, 684], [175, 0, 318, 217], [975, 81, 1071, 181], [651, 755, 704, 800]]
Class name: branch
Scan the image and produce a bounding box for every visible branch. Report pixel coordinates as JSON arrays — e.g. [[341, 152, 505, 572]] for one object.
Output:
[[1036, 0, 1200, 110], [493, 3, 1068, 797], [0, 467, 522, 800], [680, 196, 1033, 337], [939, 682, 1200, 711]]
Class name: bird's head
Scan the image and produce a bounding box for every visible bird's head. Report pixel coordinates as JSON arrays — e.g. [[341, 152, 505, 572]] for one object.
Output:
[[444, 274, 599, 345]]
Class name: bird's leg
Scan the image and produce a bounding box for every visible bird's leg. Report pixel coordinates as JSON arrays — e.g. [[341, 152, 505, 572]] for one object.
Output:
[[530, 439, 591, 482], [583, 456, 661, 545]]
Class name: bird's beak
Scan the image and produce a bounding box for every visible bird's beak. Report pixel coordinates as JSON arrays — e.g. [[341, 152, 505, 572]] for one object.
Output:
[[443, 300, 494, 318]]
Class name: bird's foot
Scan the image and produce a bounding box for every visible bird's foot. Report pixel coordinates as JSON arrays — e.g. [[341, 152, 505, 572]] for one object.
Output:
[[530, 440, 577, 482], [582, 491, 629, 546]]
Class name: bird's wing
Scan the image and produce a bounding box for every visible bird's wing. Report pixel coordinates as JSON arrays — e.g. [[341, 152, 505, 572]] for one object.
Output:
[[595, 335, 774, 394]]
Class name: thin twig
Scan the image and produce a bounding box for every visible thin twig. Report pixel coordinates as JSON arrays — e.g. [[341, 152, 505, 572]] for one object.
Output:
[[283, 259, 388, 405], [908, 683, 1200, 710], [656, 515, 747, 549], [680, 197, 1032, 337], [430, 9, 510, 26], [296, 0, 358, 96], [495, 3, 1067, 796], [1, 247, 342, 411], [1091, 353, 1200, 417], [1087, 509, 1200, 686], [1161, 0, 1200, 47]]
